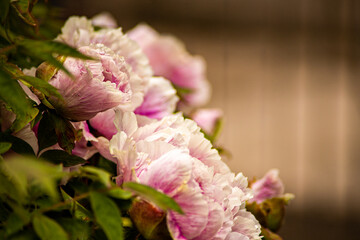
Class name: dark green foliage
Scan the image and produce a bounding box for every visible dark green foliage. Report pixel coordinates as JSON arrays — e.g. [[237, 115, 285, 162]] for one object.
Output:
[[40, 150, 86, 167], [0, 132, 35, 155]]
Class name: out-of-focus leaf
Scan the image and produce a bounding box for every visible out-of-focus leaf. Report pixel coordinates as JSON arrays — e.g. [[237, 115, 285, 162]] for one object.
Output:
[[90, 192, 124, 240], [40, 150, 86, 167], [82, 166, 112, 187], [20, 45, 72, 77], [7, 229, 38, 240], [0, 200, 11, 222], [1, 60, 61, 103], [60, 188, 92, 221], [0, 0, 10, 23], [4, 212, 29, 237], [18, 39, 93, 77], [0, 163, 27, 200], [173, 84, 193, 95], [10, 0, 38, 27], [3, 156, 64, 200], [0, 142, 12, 154], [97, 155, 117, 176], [107, 187, 132, 200], [0, 132, 34, 155], [33, 214, 68, 240], [19, 75, 61, 99], [37, 112, 57, 152], [206, 118, 223, 143], [20, 40, 93, 60], [58, 218, 90, 240], [123, 182, 183, 214], [48, 112, 76, 153], [0, 69, 38, 132], [246, 194, 294, 233], [261, 227, 283, 240]]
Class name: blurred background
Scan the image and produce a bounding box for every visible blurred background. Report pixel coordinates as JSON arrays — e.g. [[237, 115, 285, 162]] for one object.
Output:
[[53, 0, 360, 239]]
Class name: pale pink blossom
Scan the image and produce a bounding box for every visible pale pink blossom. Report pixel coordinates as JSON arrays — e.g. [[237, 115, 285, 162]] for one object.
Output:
[[106, 111, 261, 240], [57, 16, 152, 80], [191, 108, 223, 136], [127, 24, 211, 109], [249, 169, 284, 204], [47, 44, 146, 121], [91, 12, 117, 29]]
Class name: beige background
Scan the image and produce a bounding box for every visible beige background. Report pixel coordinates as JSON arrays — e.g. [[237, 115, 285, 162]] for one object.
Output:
[[57, 0, 360, 238]]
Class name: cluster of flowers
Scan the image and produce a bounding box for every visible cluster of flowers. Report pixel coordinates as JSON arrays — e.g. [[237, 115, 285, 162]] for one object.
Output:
[[1, 14, 290, 240]]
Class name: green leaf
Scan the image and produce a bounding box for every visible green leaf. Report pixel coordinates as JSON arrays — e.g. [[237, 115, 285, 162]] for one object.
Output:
[[37, 112, 57, 153], [1, 60, 61, 105], [33, 214, 69, 240], [4, 212, 29, 237], [0, 0, 10, 23], [0, 69, 39, 132], [3, 156, 64, 200], [19, 75, 61, 99], [58, 218, 90, 240], [30, 109, 42, 129], [48, 112, 76, 153], [0, 163, 27, 201], [10, 0, 37, 27], [18, 39, 93, 77], [21, 40, 93, 60], [0, 132, 34, 155], [0, 142, 12, 154], [107, 187, 133, 200], [40, 150, 86, 167], [261, 227, 283, 240], [20, 46, 72, 77], [90, 192, 124, 240], [60, 188, 92, 221], [97, 155, 117, 176], [7, 229, 39, 240], [82, 166, 112, 187], [123, 182, 183, 214]]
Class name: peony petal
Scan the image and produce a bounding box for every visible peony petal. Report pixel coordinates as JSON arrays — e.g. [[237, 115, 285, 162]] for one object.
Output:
[[91, 12, 117, 29], [232, 210, 262, 240], [168, 184, 209, 239], [191, 108, 223, 136], [188, 134, 230, 174], [135, 77, 179, 119], [250, 169, 284, 203], [138, 148, 192, 196]]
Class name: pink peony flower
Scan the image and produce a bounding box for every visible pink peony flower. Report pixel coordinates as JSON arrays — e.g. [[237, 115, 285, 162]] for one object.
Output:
[[46, 44, 146, 121], [249, 169, 285, 204], [106, 111, 261, 240], [89, 76, 178, 138], [127, 24, 211, 109], [191, 108, 223, 137], [57, 16, 153, 81]]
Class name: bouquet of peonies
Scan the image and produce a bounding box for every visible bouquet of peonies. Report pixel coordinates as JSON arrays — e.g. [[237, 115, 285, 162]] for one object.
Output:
[[0, 4, 293, 240]]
